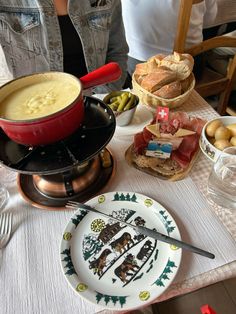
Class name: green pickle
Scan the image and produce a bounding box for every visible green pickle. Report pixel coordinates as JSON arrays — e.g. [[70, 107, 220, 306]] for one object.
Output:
[[104, 91, 136, 112], [103, 91, 123, 104], [124, 94, 136, 110], [117, 93, 129, 112], [109, 101, 119, 110]]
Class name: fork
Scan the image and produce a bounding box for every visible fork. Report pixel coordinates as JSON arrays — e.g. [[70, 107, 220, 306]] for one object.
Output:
[[0, 212, 13, 249]]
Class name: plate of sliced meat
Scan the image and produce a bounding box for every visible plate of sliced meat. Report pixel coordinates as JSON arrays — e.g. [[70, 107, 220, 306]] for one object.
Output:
[[60, 191, 182, 311], [125, 111, 206, 181]]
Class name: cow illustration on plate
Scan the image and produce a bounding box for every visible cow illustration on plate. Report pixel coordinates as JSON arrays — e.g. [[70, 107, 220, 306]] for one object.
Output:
[[84, 209, 158, 286]]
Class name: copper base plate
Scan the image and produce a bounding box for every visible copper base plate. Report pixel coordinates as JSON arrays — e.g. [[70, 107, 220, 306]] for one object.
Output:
[[17, 148, 115, 210]]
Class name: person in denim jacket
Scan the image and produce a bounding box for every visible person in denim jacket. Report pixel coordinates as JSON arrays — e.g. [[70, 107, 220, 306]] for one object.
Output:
[[0, 0, 129, 93]]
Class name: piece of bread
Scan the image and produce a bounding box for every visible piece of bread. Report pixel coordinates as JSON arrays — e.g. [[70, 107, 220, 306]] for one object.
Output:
[[140, 69, 177, 93], [135, 63, 148, 76], [160, 52, 194, 80], [135, 59, 159, 76], [135, 60, 169, 76], [133, 152, 182, 176], [153, 80, 182, 99], [180, 75, 193, 92], [147, 54, 166, 66], [135, 74, 145, 85]]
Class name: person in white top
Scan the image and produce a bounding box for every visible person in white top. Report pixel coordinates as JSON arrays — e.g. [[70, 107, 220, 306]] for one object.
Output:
[[121, 0, 217, 75], [209, 0, 236, 27]]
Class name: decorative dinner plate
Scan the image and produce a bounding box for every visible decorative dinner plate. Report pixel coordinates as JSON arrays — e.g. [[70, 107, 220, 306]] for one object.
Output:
[[60, 192, 182, 311]]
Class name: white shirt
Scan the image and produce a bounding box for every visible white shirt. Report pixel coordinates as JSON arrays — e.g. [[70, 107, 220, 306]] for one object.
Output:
[[121, 0, 217, 61], [211, 0, 236, 26]]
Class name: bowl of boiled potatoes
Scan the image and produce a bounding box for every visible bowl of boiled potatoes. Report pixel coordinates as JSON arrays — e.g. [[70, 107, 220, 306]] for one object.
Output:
[[103, 91, 139, 126], [200, 116, 236, 162]]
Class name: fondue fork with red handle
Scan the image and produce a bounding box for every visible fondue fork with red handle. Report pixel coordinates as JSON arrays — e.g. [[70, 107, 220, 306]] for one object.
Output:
[[66, 201, 215, 260]]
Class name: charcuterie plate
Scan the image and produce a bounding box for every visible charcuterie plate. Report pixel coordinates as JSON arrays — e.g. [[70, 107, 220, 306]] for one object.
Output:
[[125, 111, 206, 181], [60, 191, 182, 311]]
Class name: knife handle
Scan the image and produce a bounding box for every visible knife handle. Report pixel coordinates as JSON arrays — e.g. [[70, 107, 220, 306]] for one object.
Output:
[[137, 226, 215, 260]]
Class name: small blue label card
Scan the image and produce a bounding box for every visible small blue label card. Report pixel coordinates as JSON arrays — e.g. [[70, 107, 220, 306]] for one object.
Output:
[[145, 140, 172, 159]]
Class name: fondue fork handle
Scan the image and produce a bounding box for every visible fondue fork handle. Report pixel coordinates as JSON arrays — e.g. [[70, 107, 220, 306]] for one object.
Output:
[[80, 63, 122, 90], [66, 201, 215, 260]]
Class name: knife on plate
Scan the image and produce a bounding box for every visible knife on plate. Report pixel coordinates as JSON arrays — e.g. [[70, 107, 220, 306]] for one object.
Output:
[[66, 201, 215, 260]]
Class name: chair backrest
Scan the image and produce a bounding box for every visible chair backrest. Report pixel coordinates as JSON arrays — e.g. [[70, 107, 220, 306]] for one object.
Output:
[[173, 0, 236, 115], [174, 0, 204, 53]]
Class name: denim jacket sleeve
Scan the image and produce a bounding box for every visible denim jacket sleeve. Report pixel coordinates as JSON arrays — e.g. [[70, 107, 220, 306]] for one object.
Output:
[[96, 0, 129, 93]]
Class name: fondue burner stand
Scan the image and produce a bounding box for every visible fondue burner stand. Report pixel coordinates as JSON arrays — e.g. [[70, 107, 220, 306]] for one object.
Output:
[[0, 97, 116, 210]]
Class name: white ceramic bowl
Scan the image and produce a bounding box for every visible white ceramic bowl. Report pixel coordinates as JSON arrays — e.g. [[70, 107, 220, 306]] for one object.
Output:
[[199, 116, 236, 162]]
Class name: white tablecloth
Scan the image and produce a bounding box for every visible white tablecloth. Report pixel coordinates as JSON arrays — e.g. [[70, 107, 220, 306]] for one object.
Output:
[[0, 90, 236, 314]]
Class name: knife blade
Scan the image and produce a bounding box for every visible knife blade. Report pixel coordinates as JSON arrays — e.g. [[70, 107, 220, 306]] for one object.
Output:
[[66, 201, 215, 259]]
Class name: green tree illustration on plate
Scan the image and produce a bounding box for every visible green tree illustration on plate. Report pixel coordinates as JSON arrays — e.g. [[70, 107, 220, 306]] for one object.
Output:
[[95, 292, 128, 308], [153, 258, 177, 287], [113, 192, 120, 201], [61, 248, 76, 276], [159, 210, 176, 235], [126, 193, 131, 201], [111, 296, 119, 305], [83, 235, 103, 260], [120, 296, 127, 307], [104, 295, 111, 305], [71, 210, 88, 227], [112, 192, 138, 202], [131, 194, 138, 202], [120, 193, 126, 200], [96, 293, 103, 304], [125, 209, 136, 221]]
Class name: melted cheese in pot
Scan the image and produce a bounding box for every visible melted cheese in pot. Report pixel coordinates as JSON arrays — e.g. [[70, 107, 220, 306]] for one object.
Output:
[[0, 79, 80, 120]]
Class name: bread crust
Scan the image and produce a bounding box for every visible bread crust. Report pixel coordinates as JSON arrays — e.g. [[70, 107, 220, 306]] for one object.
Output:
[[135, 60, 168, 76], [147, 54, 166, 66], [153, 80, 182, 99], [140, 70, 177, 93], [160, 52, 194, 80], [133, 152, 183, 177]]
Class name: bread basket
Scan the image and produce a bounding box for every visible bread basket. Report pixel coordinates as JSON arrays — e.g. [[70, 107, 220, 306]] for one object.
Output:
[[132, 72, 195, 111]]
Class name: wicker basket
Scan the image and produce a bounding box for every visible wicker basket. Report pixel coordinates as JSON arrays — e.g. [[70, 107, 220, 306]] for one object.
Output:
[[132, 73, 195, 111]]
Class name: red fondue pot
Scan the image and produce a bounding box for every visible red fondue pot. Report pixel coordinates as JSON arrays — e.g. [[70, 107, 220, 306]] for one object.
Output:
[[0, 62, 121, 146]]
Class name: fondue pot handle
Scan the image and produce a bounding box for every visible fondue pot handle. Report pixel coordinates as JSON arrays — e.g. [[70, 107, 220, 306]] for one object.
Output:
[[79, 62, 122, 90]]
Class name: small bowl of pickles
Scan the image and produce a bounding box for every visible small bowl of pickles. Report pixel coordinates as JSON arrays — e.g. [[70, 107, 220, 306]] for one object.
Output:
[[103, 91, 139, 126]]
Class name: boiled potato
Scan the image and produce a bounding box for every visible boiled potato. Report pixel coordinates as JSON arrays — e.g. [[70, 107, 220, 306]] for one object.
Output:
[[214, 139, 231, 151], [230, 136, 236, 146], [205, 119, 222, 137], [226, 123, 236, 137], [208, 137, 216, 145], [214, 126, 231, 140]]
